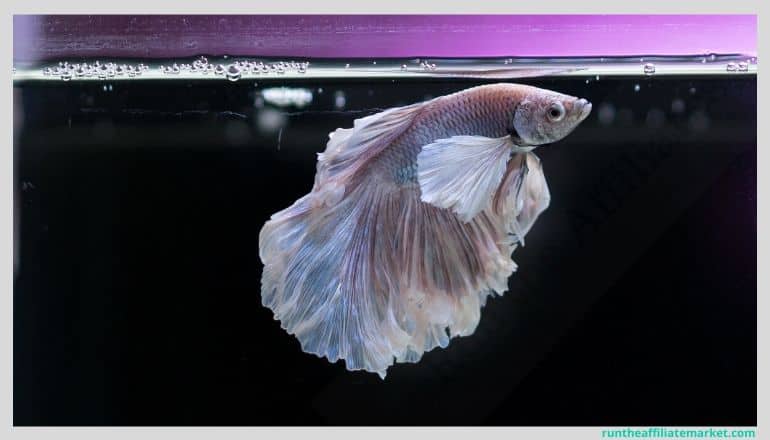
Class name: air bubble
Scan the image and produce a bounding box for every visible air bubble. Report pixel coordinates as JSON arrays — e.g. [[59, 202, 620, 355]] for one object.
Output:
[[738, 61, 749, 71], [401, 64, 407, 71], [643, 63, 655, 75], [215, 64, 226, 75], [226, 64, 242, 81], [726, 62, 737, 72], [98, 63, 111, 79]]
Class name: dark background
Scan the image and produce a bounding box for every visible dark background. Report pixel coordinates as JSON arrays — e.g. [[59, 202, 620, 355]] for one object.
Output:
[[13, 75, 756, 426]]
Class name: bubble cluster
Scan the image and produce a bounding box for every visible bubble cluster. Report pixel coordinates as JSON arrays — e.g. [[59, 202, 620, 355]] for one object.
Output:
[[164, 58, 309, 80], [43, 61, 150, 81], [419, 61, 438, 71], [41, 57, 311, 81], [723, 60, 752, 72]]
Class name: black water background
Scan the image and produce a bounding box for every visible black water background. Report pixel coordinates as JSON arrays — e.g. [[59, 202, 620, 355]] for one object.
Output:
[[13, 76, 757, 426]]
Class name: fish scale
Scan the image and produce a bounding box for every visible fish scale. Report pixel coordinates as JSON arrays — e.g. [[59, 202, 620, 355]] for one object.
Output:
[[373, 85, 518, 187]]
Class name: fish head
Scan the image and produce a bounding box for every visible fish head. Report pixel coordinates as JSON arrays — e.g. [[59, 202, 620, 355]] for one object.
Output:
[[511, 87, 592, 146]]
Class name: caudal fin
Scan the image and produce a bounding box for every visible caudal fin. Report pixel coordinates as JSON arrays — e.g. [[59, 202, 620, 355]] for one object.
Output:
[[259, 178, 529, 377]]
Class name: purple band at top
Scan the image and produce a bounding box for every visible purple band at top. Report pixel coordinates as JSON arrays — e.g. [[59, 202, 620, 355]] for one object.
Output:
[[13, 15, 757, 62]]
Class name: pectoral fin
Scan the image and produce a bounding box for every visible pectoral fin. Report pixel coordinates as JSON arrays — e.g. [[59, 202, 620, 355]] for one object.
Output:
[[417, 135, 528, 222]]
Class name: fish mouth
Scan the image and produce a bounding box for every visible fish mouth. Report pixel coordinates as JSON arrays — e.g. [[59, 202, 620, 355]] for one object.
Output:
[[575, 98, 592, 122]]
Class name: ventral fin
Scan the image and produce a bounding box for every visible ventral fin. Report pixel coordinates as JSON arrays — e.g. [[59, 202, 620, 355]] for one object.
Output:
[[493, 152, 551, 246], [417, 135, 527, 223]]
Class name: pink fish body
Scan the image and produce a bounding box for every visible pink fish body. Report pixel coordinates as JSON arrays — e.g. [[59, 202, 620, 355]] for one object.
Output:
[[259, 83, 591, 378]]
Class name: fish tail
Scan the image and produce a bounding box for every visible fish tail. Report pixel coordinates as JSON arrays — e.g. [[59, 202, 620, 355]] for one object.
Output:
[[259, 185, 411, 378], [259, 178, 525, 378]]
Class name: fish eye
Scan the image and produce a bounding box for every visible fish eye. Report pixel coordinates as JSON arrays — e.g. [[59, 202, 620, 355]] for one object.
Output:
[[547, 102, 565, 122]]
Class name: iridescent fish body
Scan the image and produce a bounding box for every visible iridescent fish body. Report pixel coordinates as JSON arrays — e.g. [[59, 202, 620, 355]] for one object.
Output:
[[259, 83, 592, 378]]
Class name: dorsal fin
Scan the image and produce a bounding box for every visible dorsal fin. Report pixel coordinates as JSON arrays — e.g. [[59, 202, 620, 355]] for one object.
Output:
[[313, 101, 427, 192]]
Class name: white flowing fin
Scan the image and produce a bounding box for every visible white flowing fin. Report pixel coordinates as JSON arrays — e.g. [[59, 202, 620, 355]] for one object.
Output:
[[259, 180, 522, 378], [260, 186, 409, 379], [417, 135, 528, 223], [313, 101, 427, 193], [493, 152, 551, 246]]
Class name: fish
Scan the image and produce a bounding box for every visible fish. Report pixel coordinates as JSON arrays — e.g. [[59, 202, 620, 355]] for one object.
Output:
[[258, 83, 592, 378]]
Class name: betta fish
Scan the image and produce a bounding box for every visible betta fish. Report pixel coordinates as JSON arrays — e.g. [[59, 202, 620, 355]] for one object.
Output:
[[259, 83, 591, 378]]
